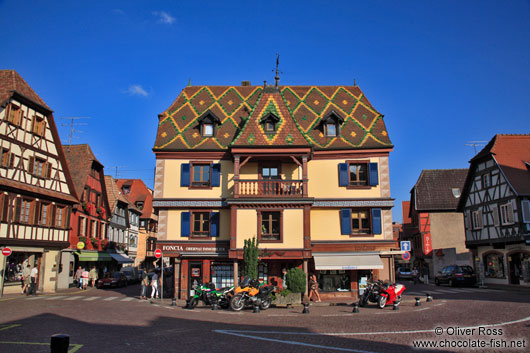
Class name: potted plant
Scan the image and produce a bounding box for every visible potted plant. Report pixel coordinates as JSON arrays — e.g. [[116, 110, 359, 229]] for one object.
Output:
[[96, 206, 106, 218], [272, 267, 306, 306], [78, 236, 87, 244], [100, 239, 109, 250]]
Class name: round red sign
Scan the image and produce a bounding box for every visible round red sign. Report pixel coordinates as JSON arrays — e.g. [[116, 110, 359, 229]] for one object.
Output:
[[2, 247, 12, 256], [402, 251, 411, 261], [154, 249, 162, 259]]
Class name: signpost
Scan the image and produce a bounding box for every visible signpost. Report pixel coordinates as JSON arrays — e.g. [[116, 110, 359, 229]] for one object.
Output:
[[1, 247, 12, 297], [400, 241, 411, 252]]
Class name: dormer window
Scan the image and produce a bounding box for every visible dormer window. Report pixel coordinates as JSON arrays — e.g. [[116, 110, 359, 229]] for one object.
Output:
[[260, 113, 280, 134], [122, 186, 131, 194], [198, 110, 221, 137], [321, 111, 344, 137]]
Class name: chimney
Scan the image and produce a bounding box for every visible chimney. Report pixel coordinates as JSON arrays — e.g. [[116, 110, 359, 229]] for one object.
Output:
[[241, 81, 251, 86]]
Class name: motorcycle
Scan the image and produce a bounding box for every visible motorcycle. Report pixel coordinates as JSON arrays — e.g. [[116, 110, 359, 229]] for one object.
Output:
[[186, 282, 233, 309], [230, 276, 275, 311], [377, 282, 406, 309], [359, 280, 381, 307]]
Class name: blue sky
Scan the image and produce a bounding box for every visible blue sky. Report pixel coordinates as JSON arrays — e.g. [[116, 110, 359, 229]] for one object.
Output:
[[1, 1, 529, 221]]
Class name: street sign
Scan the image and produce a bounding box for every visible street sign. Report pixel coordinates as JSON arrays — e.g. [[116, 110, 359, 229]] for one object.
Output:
[[1, 248, 11, 256], [402, 251, 411, 261], [155, 249, 162, 259], [400, 241, 411, 252]]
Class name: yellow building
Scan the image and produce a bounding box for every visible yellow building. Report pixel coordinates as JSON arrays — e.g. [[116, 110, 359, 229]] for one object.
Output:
[[153, 81, 397, 299]]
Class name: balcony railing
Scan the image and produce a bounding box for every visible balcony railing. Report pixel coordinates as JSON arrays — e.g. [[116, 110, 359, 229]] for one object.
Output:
[[235, 179, 305, 198]]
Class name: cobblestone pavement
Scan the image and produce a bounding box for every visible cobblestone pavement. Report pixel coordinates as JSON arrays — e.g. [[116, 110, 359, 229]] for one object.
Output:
[[0, 283, 529, 352]]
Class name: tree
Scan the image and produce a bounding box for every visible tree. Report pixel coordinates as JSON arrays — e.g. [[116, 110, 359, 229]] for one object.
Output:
[[243, 237, 259, 279], [286, 267, 306, 293]]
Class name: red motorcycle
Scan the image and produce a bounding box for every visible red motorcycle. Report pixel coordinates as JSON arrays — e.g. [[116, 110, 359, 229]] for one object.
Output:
[[377, 282, 406, 308]]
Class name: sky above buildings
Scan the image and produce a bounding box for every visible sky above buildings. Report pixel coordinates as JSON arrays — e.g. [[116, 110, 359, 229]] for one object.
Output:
[[1, 0, 529, 221]]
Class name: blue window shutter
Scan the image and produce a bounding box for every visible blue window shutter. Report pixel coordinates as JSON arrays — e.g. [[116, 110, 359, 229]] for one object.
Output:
[[372, 208, 382, 235], [181, 212, 190, 237], [211, 163, 221, 187], [210, 212, 220, 237], [181, 164, 190, 187], [338, 163, 348, 186], [369, 163, 379, 186], [340, 209, 352, 235]]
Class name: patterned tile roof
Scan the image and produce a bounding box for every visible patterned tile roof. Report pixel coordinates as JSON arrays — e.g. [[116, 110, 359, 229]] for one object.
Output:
[[0, 70, 50, 110], [154, 85, 392, 151]]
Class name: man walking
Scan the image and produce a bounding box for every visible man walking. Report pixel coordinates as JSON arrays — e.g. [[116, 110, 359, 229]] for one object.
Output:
[[30, 265, 38, 295], [22, 265, 30, 295], [140, 270, 149, 300], [74, 266, 83, 288], [150, 271, 159, 299]]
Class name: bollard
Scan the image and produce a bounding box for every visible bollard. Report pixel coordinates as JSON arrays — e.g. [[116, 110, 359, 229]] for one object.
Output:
[[415, 297, 421, 306], [426, 293, 433, 302], [352, 302, 360, 313], [302, 302, 310, 314], [212, 302, 219, 310], [50, 334, 69, 353], [393, 302, 399, 311], [253, 301, 260, 313], [171, 298, 176, 306]]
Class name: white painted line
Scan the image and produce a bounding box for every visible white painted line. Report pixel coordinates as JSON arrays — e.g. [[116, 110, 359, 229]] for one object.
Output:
[[45, 296, 67, 300], [83, 296, 100, 301], [427, 290, 444, 294], [267, 314, 298, 317], [434, 289, 456, 293], [414, 307, 430, 311], [450, 289, 473, 293], [103, 296, 119, 301], [64, 296, 83, 301], [120, 297, 135, 302], [25, 296, 41, 300], [322, 314, 352, 317]]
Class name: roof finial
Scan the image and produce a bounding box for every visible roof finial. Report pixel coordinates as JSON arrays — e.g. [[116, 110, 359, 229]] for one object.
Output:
[[188, 78, 191, 86], [274, 53, 280, 88], [354, 78, 357, 86]]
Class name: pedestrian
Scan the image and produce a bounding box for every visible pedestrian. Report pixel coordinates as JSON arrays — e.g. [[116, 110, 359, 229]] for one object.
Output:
[[140, 270, 149, 300], [30, 265, 38, 295], [282, 268, 289, 290], [22, 265, 31, 295], [412, 267, 419, 285], [74, 266, 83, 288], [308, 273, 321, 302], [89, 266, 98, 288], [150, 271, 159, 299], [81, 268, 89, 290]]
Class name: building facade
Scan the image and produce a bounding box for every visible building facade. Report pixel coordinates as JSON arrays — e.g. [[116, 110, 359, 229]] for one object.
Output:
[[0, 70, 77, 294], [408, 169, 472, 280], [153, 83, 397, 299], [459, 135, 530, 286]]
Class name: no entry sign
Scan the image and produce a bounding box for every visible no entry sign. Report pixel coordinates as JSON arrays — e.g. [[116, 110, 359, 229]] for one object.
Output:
[[2, 248, 12, 256], [154, 249, 162, 259]]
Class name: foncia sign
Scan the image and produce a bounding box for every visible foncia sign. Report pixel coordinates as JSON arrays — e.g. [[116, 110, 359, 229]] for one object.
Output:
[[161, 244, 227, 254]]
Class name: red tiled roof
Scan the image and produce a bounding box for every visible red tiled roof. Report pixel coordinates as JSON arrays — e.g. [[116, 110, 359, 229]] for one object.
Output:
[[473, 134, 530, 195], [63, 144, 102, 198], [115, 179, 155, 219], [0, 70, 50, 110], [104, 175, 140, 213], [412, 169, 468, 211]]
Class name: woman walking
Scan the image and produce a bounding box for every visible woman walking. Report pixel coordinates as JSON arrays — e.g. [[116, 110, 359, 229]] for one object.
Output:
[[308, 273, 321, 302]]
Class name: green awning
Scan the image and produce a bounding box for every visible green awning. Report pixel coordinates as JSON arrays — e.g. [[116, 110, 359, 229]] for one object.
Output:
[[76, 251, 113, 262]]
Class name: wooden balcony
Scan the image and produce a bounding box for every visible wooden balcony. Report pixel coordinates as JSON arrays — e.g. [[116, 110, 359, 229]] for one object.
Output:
[[235, 179, 306, 198]]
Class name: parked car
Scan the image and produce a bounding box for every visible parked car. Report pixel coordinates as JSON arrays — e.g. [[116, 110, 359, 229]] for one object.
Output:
[[96, 272, 128, 289], [120, 267, 139, 284], [396, 267, 412, 280], [435, 265, 476, 287]]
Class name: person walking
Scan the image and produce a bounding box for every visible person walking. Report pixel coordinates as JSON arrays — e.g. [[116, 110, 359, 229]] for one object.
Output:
[[29, 265, 38, 295], [74, 266, 83, 288], [308, 273, 321, 302], [89, 266, 98, 288], [282, 268, 289, 290], [21, 265, 31, 295], [150, 271, 159, 299], [81, 268, 89, 290], [412, 267, 419, 285], [140, 270, 149, 300]]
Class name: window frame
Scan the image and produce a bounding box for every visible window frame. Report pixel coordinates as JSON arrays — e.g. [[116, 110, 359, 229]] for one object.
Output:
[[17, 198, 34, 224], [350, 208, 371, 235], [472, 209, 483, 230], [0, 148, 14, 169], [5, 103, 23, 126], [31, 114, 46, 137], [190, 210, 212, 239], [500, 202, 514, 225], [55, 205, 67, 229], [346, 160, 370, 189], [190, 161, 213, 189], [482, 173, 491, 189], [257, 209, 283, 243], [38, 202, 51, 226]]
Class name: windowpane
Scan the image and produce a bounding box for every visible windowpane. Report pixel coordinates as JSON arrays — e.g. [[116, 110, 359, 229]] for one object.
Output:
[[192, 164, 211, 187], [349, 163, 368, 186], [351, 209, 370, 234], [261, 211, 280, 241], [192, 212, 210, 237], [326, 123, 336, 136], [203, 124, 213, 136]]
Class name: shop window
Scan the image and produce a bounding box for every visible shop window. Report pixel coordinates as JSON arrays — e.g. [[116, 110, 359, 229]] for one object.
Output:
[[484, 253, 505, 278], [258, 263, 269, 283], [210, 263, 234, 288], [258, 211, 281, 242], [317, 270, 351, 292], [31, 115, 46, 137], [338, 161, 379, 187], [3, 252, 40, 284], [500, 203, 514, 225]]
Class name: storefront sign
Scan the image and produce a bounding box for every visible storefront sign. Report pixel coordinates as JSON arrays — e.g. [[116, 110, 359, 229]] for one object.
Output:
[[159, 243, 228, 255], [420, 213, 432, 255], [1, 248, 11, 256]]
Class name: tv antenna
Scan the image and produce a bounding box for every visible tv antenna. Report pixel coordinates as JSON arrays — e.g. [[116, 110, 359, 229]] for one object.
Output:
[[465, 141, 488, 154], [109, 166, 128, 178], [58, 117, 90, 151]]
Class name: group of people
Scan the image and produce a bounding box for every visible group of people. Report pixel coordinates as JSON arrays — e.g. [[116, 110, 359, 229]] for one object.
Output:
[[140, 269, 160, 300], [74, 266, 99, 289], [21, 264, 38, 296]]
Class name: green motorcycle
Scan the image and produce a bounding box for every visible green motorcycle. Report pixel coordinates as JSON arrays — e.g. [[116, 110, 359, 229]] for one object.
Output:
[[186, 282, 233, 309]]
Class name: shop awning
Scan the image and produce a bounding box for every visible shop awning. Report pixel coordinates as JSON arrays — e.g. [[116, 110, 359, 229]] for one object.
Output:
[[109, 252, 134, 264], [76, 251, 113, 262], [313, 253, 384, 270]]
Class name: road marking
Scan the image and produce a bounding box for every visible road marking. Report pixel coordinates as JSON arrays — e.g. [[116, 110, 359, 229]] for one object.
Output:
[[0, 324, 21, 331], [414, 307, 430, 311], [450, 288, 473, 293], [434, 289, 455, 293], [25, 296, 41, 300], [45, 296, 67, 300], [65, 296, 83, 301], [267, 314, 298, 317], [83, 296, 100, 301], [120, 297, 135, 301], [0, 341, 83, 353], [103, 296, 119, 301], [322, 314, 353, 317]]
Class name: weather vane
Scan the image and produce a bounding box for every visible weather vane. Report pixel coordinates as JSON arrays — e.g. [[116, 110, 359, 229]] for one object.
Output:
[[274, 53, 281, 88]]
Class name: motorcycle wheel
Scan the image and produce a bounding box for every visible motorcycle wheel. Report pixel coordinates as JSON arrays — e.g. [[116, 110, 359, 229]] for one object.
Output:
[[378, 296, 387, 309], [230, 294, 245, 311], [188, 297, 199, 309], [260, 298, 271, 310]]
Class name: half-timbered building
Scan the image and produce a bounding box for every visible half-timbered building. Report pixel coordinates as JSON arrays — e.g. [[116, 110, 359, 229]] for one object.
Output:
[[0, 70, 77, 294], [459, 134, 530, 286], [153, 80, 398, 300]]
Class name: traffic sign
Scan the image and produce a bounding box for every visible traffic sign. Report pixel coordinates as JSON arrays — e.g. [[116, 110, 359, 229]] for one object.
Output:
[[402, 251, 411, 261], [400, 241, 411, 252], [155, 249, 162, 259], [1, 248, 11, 256]]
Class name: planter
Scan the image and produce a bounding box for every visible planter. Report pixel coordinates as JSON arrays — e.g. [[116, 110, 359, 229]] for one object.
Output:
[[272, 292, 301, 307]]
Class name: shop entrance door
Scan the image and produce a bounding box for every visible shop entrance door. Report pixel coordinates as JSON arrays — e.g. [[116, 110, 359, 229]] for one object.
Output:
[[509, 253, 523, 285], [188, 262, 202, 296]]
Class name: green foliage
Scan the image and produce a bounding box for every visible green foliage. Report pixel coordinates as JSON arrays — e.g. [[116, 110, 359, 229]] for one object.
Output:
[[286, 267, 306, 293], [279, 289, 292, 297], [243, 237, 259, 280]]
